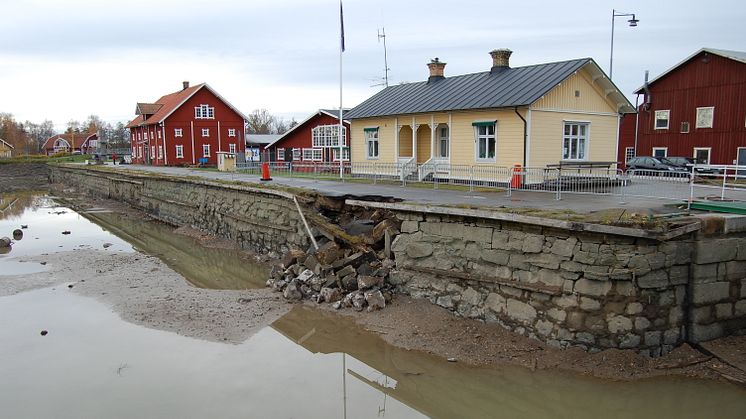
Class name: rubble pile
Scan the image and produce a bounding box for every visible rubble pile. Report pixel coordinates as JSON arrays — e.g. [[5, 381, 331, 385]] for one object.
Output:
[[267, 241, 397, 311]]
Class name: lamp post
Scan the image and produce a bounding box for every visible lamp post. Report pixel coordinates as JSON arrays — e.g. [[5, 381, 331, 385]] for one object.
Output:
[[609, 9, 639, 80]]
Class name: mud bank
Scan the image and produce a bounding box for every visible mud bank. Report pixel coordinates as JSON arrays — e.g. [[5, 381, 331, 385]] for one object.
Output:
[[0, 163, 49, 192]]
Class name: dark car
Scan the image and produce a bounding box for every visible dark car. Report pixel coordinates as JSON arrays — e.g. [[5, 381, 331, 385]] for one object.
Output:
[[662, 156, 719, 175], [626, 156, 689, 174]]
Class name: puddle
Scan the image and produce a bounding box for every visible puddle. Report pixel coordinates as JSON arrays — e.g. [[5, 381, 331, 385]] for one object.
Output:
[[0, 193, 266, 288], [1, 288, 745, 419]]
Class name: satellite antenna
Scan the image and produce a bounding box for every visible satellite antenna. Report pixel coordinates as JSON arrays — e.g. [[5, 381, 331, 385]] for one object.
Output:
[[377, 27, 390, 88]]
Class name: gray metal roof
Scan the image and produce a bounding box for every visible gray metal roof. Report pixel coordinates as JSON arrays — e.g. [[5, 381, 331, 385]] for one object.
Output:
[[346, 58, 605, 119], [246, 134, 281, 145]]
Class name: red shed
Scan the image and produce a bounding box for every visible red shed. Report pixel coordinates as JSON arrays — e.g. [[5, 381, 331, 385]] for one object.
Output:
[[619, 48, 746, 166], [41, 132, 98, 156], [126, 82, 248, 166], [264, 109, 350, 163]]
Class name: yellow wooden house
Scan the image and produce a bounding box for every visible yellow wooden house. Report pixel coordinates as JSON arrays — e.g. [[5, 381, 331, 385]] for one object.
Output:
[[0, 138, 13, 158], [345, 49, 634, 179]]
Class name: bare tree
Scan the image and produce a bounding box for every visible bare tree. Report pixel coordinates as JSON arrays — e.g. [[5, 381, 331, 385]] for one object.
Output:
[[246, 109, 275, 134]]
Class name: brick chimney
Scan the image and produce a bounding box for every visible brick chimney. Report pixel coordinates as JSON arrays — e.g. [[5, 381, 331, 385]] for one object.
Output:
[[182, 81, 190, 90], [427, 58, 446, 83], [490, 49, 513, 73]]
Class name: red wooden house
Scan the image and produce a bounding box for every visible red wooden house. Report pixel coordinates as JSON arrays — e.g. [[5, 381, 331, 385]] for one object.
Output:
[[126, 82, 248, 166], [41, 132, 98, 155], [619, 48, 746, 166], [264, 109, 350, 163]]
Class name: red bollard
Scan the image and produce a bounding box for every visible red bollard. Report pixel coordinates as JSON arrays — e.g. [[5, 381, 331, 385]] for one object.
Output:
[[260, 162, 272, 181], [510, 164, 523, 189]]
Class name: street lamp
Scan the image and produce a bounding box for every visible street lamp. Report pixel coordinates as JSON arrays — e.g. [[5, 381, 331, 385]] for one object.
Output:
[[609, 9, 639, 80]]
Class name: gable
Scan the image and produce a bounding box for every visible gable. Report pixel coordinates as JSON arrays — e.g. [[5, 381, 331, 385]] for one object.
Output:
[[532, 67, 617, 114], [636, 49, 746, 94]]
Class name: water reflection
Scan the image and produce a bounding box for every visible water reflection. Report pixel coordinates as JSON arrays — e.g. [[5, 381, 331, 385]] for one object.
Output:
[[79, 211, 268, 289], [0, 192, 46, 221]]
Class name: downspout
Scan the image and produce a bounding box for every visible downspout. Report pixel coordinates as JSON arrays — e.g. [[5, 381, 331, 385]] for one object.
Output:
[[514, 106, 528, 167]]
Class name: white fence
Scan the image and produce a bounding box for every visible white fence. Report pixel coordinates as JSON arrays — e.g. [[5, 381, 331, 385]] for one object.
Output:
[[234, 162, 746, 203]]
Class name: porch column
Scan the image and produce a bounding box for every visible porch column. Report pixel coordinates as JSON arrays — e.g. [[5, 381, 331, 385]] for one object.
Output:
[[430, 115, 435, 160], [412, 116, 417, 162], [394, 117, 399, 160], [448, 113, 452, 160]]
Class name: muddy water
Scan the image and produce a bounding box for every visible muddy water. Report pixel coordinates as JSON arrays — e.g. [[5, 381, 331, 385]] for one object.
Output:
[[0, 193, 266, 288], [2, 194, 746, 418]]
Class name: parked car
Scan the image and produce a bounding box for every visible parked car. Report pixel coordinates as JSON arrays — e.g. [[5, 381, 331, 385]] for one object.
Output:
[[626, 156, 689, 174], [662, 156, 720, 175]]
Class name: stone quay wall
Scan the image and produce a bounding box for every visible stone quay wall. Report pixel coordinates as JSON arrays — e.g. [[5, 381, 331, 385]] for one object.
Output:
[[385, 207, 746, 355], [50, 166, 310, 255]]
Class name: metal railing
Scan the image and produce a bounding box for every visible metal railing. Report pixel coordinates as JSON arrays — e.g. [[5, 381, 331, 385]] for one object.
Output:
[[233, 161, 746, 203]]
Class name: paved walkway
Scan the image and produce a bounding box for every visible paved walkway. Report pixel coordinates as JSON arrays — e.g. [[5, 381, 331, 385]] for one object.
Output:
[[99, 164, 682, 214]]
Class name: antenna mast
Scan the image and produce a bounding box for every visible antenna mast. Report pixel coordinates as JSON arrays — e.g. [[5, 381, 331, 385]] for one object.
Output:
[[377, 27, 390, 87]]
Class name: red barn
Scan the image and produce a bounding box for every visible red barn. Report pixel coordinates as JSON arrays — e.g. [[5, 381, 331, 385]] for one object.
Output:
[[264, 109, 350, 163], [41, 132, 98, 156], [126, 82, 248, 166], [619, 48, 746, 166]]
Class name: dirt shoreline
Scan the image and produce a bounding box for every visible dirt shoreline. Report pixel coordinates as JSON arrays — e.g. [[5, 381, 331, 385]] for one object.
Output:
[[6, 195, 746, 386]]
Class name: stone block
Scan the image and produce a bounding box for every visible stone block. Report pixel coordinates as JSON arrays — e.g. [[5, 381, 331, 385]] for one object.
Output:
[[644, 330, 662, 346], [506, 299, 537, 323], [480, 248, 510, 266], [522, 234, 545, 253], [692, 263, 719, 282], [742, 283, 746, 298], [507, 254, 530, 270], [547, 308, 567, 322], [553, 295, 578, 308], [531, 269, 564, 287], [574, 278, 612, 297], [626, 302, 643, 315], [461, 287, 482, 307], [575, 332, 595, 344], [689, 323, 724, 343], [668, 265, 690, 286], [400, 220, 419, 233], [663, 328, 680, 344], [468, 226, 494, 244], [716, 303, 733, 319], [485, 292, 506, 314], [536, 320, 554, 336], [637, 269, 669, 288], [584, 315, 606, 332], [579, 297, 601, 311], [634, 317, 651, 331], [550, 238, 577, 257], [647, 252, 667, 270], [725, 261, 746, 280], [668, 307, 684, 325], [491, 230, 510, 250], [619, 333, 641, 349], [406, 242, 434, 259], [627, 254, 651, 276], [615, 281, 637, 297], [573, 251, 596, 265], [692, 282, 731, 304], [694, 239, 738, 264], [735, 299, 746, 316], [560, 261, 585, 273], [607, 315, 633, 334]]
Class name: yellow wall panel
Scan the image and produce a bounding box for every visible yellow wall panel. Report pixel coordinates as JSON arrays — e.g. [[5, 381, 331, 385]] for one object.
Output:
[[529, 111, 619, 167], [532, 68, 617, 114]]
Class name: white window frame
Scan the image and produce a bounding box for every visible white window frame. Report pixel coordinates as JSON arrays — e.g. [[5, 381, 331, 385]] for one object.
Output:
[[158, 130, 162, 139], [312, 125, 347, 148], [365, 128, 379, 160], [333, 147, 350, 161], [195, 104, 215, 119], [228, 143, 236, 154], [203, 144, 211, 157], [150, 146, 155, 157], [158, 145, 163, 159], [292, 148, 301, 160], [174, 128, 183, 137], [654, 110, 670, 130], [144, 132, 148, 140], [696, 106, 714, 129], [277, 148, 285, 161], [474, 123, 497, 163], [625, 147, 635, 163], [175, 145, 184, 158], [438, 126, 449, 158], [693, 147, 711, 165], [652, 147, 668, 158], [201, 128, 210, 137], [562, 122, 589, 161], [302, 148, 323, 161], [228, 128, 236, 137]]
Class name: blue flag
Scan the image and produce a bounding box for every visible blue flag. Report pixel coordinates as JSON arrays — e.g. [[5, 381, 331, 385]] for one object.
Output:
[[340, 1, 345, 52]]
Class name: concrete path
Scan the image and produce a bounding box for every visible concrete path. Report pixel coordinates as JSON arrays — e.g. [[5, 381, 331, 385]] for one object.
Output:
[[98, 164, 684, 214]]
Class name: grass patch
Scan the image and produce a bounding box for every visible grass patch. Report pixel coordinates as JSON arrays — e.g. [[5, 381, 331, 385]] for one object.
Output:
[[1, 154, 93, 164]]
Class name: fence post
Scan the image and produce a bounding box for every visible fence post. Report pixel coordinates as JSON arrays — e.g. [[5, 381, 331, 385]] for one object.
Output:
[[556, 168, 561, 200], [434, 163, 438, 190], [469, 166, 474, 192], [289, 162, 293, 178], [507, 170, 512, 197], [688, 165, 695, 211], [721, 167, 728, 200]]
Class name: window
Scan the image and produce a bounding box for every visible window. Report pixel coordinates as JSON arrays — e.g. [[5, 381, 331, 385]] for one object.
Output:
[[201, 128, 210, 137], [365, 128, 379, 159], [175, 145, 184, 158], [680, 122, 690, 133], [693, 147, 711, 164], [228, 128, 236, 137], [195, 104, 215, 119], [312, 125, 347, 148], [292, 148, 301, 160], [652, 147, 668, 158], [174, 128, 183, 137], [654, 110, 670, 130], [439, 126, 449, 158], [131, 134, 135, 141], [203, 144, 211, 157], [144, 132, 148, 140], [696, 107, 714, 129], [302, 148, 323, 161], [158, 145, 163, 159], [562, 122, 588, 160], [229, 143, 236, 154], [277, 148, 285, 160], [474, 122, 496, 162], [333, 147, 350, 161], [625, 147, 635, 163], [158, 130, 162, 139], [150, 146, 155, 157]]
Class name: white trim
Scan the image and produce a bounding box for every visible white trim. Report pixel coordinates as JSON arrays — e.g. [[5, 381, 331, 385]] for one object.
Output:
[[531, 108, 619, 117], [175, 144, 184, 159], [474, 123, 497, 163], [652, 147, 668, 158], [264, 109, 350, 149], [162, 124, 168, 165], [736, 147, 746, 166], [156, 83, 251, 124], [447, 113, 452, 162], [561, 121, 590, 161], [203, 144, 211, 158], [525, 109, 532, 166], [394, 117, 399, 160], [693, 147, 712, 164], [201, 128, 210, 137], [174, 128, 183, 137], [190, 121, 196, 164], [695, 106, 715, 129], [218, 121, 222, 152], [0, 138, 14, 149], [624, 146, 635, 163], [614, 113, 620, 166], [654, 110, 670, 130]]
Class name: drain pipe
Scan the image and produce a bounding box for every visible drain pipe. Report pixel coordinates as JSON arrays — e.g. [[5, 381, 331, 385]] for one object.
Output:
[[293, 196, 319, 250], [515, 107, 528, 167]]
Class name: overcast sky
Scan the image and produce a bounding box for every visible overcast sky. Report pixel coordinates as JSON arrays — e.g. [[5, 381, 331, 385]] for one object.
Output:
[[1, 0, 744, 131]]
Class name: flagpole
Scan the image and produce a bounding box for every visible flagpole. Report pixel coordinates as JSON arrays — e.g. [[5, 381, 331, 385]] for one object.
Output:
[[338, 0, 344, 179]]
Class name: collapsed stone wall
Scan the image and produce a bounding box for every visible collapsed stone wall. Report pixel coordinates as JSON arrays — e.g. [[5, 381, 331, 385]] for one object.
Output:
[[390, 211, 746, 355], [49, 166, 309, 255]]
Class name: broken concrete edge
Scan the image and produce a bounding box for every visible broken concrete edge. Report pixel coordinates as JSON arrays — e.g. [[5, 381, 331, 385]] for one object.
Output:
[[346, 199, 702, 241]]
